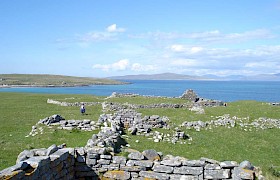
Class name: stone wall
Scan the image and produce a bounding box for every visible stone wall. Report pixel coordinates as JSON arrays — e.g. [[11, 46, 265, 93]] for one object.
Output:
[[0, 145, 257, 180]]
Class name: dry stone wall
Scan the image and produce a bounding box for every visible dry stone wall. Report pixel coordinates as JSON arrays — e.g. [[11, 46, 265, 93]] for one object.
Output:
[[0, 144, 257, 180]]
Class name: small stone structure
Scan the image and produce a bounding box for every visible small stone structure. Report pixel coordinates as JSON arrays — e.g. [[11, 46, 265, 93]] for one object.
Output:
[[180, 89, 226, 107]]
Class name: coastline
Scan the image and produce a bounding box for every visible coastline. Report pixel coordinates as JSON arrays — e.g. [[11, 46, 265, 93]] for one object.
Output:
[[0, 82, 130, 88]]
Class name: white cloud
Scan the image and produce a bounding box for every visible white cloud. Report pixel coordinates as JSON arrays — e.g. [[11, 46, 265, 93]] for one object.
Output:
[[106, 24, 126, 33], [112, 59, 129, 70], [169, 45, 204, 54], [77, 31, 117, 42], [93, 59, 129, 71], [190, 46, 204, 53], [165, 44, 280, 76], [170, 44, 185, 52], [67, 24, 126, 43], [93, 59, 157, 72]]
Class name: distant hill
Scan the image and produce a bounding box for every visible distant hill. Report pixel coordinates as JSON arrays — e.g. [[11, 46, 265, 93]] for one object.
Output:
[[0, 74, 126, 87], [109, 73, 210, 80], [109, 72, 280, 81]]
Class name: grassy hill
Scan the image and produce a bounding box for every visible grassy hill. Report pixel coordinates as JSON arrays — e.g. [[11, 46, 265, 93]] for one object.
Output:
[[0, 74, 126, 86]]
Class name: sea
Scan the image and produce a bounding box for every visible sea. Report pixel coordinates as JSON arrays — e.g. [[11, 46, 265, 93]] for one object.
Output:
[[0, 80, 279, 102]]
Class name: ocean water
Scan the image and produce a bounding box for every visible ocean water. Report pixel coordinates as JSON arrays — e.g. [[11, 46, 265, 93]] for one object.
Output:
[[0, 80, 279, 102]]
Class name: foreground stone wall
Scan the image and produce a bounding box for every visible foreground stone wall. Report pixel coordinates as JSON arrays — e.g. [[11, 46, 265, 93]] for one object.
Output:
[[0, 145, 257, 180]]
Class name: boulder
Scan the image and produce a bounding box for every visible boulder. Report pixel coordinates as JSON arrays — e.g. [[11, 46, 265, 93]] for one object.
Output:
[[142, 149, 161, 161], [239, 160, 254, 170]]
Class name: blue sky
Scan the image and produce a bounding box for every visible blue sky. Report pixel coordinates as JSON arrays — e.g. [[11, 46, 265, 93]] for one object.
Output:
[[0, 0, 280, 77]]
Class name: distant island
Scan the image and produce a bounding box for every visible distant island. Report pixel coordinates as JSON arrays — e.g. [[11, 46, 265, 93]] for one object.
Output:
[[0, 74, 127, 87], [109, 72, 280, 81], [109, 73, 210, 80]]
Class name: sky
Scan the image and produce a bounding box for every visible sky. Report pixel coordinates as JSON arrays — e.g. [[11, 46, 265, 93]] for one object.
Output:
[[0, 0, 280, 78]]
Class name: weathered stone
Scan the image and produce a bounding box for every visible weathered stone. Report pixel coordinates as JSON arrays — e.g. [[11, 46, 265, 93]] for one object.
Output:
[[24, 156, 51, 168], [131, 172, 139, 178], [220, 161, 238, 168], [200, 157, 220, 165], [76, 155, 86, 163], [31, 148, 47, 156], [174, 166, 203, 175], [113, 156, 127, 165], [142, 149, 160, 161], [100, 154, 112, 160], [170, 174, 200, 180], [128, 152, 145, 160], [46, 144, 58, 156], [98, 159, 111, 165], [239, 160, 254, 170], [134, 160, 154, 168], [182, 160, 205, 167], [87, 153, 99, 159], [233, 167, 255, 180], [205, 163, 221, 170], [50, 148, 70, 162], [107, 163, 120, 171], [139, 171, 170, 180], [204, 169, 231, 179], [103, 170, 130, 180], [161, 158, 182, 167], [87, 147, 107, 154], [153, 164, 174, 173], [150, 115, 160, 120], [126, 159, 137, 166], [16, 150, 34, 163], [86, 158, 97, 165], [120, 165, 146, 172], [0, 170, 25, 180]]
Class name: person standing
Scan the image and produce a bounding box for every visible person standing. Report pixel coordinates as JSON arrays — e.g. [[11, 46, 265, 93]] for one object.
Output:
[[80, 103, 86, 115]]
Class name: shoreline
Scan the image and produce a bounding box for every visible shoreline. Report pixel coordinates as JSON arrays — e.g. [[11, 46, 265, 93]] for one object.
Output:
[[0, 83, 130, 88]]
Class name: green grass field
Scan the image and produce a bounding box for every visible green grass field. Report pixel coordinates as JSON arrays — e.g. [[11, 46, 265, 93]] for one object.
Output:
[[0, 92, 279, 178]]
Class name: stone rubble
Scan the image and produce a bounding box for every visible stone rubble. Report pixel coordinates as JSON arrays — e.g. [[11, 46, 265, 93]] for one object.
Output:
[[181, 114, 280, 131], [26, 115, 102, 137], [47, 99, 100, 106]]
